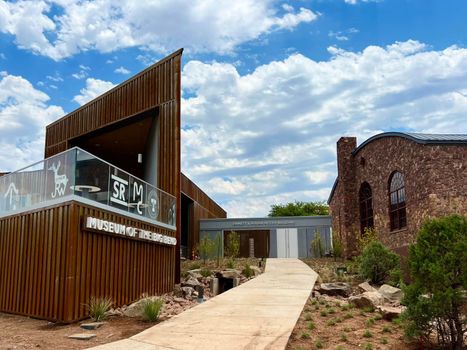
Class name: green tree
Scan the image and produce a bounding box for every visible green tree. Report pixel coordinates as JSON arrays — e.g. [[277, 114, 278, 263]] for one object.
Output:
[[225, 231, 240, 259], [198, 235, 215, 265], [268, 201, 329, 217], [311, 231, 324, 258], [401, 215, 466, 349]]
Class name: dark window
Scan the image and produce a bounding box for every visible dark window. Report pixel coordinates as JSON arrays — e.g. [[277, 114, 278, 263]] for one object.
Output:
[[359, 182, 374, 234], [388, 171, 407, 231]]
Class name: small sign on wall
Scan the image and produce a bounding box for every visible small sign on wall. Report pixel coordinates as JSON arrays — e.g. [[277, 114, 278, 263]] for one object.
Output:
[[84, 216, 177, 246]]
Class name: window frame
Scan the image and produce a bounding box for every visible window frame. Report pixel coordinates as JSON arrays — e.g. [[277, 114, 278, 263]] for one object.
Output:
[[388, 171, 407, 231], [359, 181, 374, 234]]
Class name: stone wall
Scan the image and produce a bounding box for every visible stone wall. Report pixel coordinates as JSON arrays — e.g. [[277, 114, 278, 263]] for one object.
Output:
[[330, 135, 467, 257]]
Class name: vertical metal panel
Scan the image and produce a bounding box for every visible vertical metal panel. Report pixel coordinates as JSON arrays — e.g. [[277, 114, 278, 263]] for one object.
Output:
[[0, 201, 176, 322]]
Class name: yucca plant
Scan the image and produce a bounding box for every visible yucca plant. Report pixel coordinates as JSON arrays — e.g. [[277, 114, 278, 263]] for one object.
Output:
[[88, 296, 112, 321], [141, 297, 164, 322]]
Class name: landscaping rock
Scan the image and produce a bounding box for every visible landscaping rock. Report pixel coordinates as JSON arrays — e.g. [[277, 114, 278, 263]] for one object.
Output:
[[377, 305, 403, 320], [349, 291, 384, 309], [379, 284, 402, 303], [219, 269, 241, 279], [80, 322, 105, 330], [319, 282, 352, 297], [187, 269, 202, 279], [358, 281, 378, 293], [182, 277, 201, 288], [105, 308, 123, 317], [68, 333, 96, 340], [181, 286, 195, 298]]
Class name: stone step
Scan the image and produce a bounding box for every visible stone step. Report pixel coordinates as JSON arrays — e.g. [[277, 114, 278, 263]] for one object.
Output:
[[68, 333, 96, 340]]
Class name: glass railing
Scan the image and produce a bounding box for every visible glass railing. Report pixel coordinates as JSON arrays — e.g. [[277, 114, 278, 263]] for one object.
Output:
[[0, 147, 176, 228]]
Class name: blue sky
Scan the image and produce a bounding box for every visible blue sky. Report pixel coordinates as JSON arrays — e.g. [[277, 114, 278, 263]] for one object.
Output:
[[1, 0, 467, 217]]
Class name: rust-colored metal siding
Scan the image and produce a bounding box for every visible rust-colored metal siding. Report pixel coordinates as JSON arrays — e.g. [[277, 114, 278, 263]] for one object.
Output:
[[181, 173, 226, 256], [44, 50, 182, 282], [0, 201, 176, 322]]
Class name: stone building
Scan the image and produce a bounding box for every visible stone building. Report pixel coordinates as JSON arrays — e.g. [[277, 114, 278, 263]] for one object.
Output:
[[328, 132, 467, 257]]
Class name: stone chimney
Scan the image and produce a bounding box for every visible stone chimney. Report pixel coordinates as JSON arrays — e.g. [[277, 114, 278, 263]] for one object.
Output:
[[336, 137, 358, 257]]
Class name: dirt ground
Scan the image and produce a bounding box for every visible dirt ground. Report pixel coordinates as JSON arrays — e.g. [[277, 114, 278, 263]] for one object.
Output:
[[287, 258, 419, 350], [286, 294, 418, 350], [0, 258, 263, 350], [0, 312, 156, 350]]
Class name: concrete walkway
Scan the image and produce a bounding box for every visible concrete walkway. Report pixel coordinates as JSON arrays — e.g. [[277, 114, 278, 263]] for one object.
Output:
[[89, 259, 317, 350]]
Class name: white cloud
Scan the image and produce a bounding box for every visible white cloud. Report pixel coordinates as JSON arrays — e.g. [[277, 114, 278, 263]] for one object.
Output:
[[0, 73, 64, 170], [114, 66, 131, 75], [0, 0, 318, 60], [181, 40, 467, 216], [73, 78, 115, 106]]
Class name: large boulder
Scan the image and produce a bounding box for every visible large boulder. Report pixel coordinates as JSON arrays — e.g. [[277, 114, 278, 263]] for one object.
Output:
[[377, 305, 404, 320], [349, 291, 385, 309], [319, 282, 352, 297], [379, 284, 402, 303], [358, 281, 378, 293]]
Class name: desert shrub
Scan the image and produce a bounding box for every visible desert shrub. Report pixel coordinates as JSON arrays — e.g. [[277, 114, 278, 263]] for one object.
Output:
[[225, 231, 240, 258], [311, 231, 324, 258], [332, 233, 344, 260], [242, 264, 253, 278], [401, 215, 466, 349], [358, 240, 400, 284], [88, 296, 112, 321], [141, 297, 164, 322], [198, 235, 215, 264]]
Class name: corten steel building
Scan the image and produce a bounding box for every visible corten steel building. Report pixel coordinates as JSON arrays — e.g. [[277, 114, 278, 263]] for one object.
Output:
[[0, 50, 225, 322], [328, 132, 467, 258]]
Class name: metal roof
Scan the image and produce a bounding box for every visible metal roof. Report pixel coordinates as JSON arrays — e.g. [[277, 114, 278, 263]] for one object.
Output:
[[327, 132, 467, 204], [353, 132, 467, 155]]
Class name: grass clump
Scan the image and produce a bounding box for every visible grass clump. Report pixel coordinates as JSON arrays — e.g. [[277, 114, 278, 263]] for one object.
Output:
[[88, 296, 112, 321], [141, 297, 164, 322], [226, 258, 235, 269], [340, 333, 347, 342], [200, 267, 212, 277], [363, 329, 373, 338], [382, 325, 391, 333], [242, 264, 254, 278], [304, 312, 312, 321], [365, 317, 375, 327], [343, 327, 351, 332], [189, 261, 201, 270], [364, 343, 373, 350], [328, 307, 336, 314], [314, 339, 324, 349], [320, 310, 328, 317], [343, 312, 353, 319], [362, 306, 374, 313], [300, 332, 311, 339], [374, 313, 383, 321], [307, 321, 316, 330], [326, 319, 337, 326], [380, 337, 388, 344]]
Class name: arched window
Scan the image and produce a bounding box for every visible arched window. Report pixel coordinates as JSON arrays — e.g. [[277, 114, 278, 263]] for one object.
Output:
[[359, 182, 374, 234], [389, 171, 407, 231]]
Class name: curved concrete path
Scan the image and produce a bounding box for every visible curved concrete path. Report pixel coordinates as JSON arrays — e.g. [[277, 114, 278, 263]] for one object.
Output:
[[89, 259, 317, 350]]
